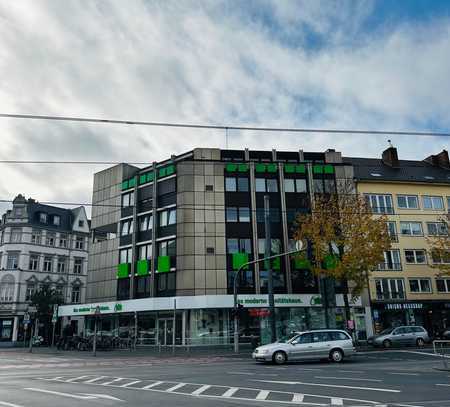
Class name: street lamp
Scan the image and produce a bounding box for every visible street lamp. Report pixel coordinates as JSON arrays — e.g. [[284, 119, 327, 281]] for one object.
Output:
[[232, 241, 303, 353]]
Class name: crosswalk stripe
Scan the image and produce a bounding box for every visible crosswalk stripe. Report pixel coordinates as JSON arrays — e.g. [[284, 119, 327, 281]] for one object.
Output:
[[102, 378, 125, 386], [66, 376, 91, 382], [191, 385, 211, 396], [256, 390, 270, 400], [166, 383, 186, 392], [85, 376, 107, 383], [142, 381, 164, 389], [292, 393, 304, 402], [222, 387, 239, 398], [331, 398, 344, 405], [120, 381, 141, 388]]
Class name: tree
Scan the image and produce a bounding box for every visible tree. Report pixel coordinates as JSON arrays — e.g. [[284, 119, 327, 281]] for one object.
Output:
[[30, 286, 64, 343], [427, 213, 450, 276], [293, 189, 391, 327]]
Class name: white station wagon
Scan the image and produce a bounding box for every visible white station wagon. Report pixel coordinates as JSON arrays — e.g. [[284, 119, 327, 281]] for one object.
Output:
[[252, 329, 356, 364]]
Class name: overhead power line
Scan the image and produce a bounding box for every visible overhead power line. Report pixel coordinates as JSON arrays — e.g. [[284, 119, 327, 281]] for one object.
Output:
[[1, 113, 449, 137]]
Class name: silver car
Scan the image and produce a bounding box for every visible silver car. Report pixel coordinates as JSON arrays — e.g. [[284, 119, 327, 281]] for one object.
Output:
[[367, 326, 430, 348], [252, 329, 356, 365]]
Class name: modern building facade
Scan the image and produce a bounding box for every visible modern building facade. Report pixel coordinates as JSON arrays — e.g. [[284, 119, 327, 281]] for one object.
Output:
[[0, 195, 89, 345], [58, 148, 371, 346], [349, 147, 450, 336]]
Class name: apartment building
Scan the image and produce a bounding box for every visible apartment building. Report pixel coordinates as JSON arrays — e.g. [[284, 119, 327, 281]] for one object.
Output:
[[0, 195, 89, 345], [58, 148, 371, 346], [349, 147, 450, 335]]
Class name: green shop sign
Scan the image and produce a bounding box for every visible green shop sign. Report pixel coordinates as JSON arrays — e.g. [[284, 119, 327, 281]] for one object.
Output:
[[73, 303, 124, 314]]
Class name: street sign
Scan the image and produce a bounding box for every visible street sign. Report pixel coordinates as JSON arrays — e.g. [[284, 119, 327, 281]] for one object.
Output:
[[23, 312, 30, 325], [52, 305, 58, 323]]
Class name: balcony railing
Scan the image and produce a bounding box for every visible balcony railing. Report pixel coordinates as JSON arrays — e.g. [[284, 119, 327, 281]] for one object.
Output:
[[376, 291, 405, 300], [370, 206, 394, 215], [376, 262, 402, 271]]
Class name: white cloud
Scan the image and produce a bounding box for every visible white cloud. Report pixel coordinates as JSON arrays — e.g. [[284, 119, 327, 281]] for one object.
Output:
[[0, 0, 449, 214]]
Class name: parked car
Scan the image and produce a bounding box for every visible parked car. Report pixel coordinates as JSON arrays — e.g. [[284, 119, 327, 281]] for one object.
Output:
[[252, 329, 355, 365], [367, 326, 429, 348]]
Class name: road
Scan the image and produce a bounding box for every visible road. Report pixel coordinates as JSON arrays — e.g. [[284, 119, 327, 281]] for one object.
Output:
[[0, 348, 449, 407]]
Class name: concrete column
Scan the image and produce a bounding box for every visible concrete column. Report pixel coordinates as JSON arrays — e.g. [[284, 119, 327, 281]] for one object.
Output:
[[150, 162, 158, 297], [278, 162, 292, 293], [12, 316, 19, 342], [249, 161, 260, 293], [364, 306, 374, 338], [181, 310, 187, 345]]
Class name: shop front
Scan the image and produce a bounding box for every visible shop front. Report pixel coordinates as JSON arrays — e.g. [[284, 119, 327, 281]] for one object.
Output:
[[59, 294, 368, 347]]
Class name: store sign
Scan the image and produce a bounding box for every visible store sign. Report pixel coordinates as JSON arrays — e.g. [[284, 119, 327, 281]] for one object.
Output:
[[237, 294, 323, 308], [385, 303, 423, 310]]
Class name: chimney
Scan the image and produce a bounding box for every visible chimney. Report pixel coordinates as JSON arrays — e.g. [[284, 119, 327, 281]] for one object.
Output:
[[424, 150, 450, 169], [382, 145, 400, 168]]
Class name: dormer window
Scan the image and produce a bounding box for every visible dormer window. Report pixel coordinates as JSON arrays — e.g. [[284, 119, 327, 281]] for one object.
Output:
[[39, 213, 47, 223], [78, 220, 84, 227], [53, 215, 60, 226]]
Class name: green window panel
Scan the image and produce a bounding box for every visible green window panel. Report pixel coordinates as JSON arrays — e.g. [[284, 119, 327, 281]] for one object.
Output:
[[284, 164, 295, 173], [313, 165, 324, 174], [159, 167, 167, 178], [272, 257, 281, 270], [226, 163, 238, 172], [146, 172, 154, 182], [166, 164, 176, 175], [323, 164, 334, 174], [121, 180, 129, 190], [255, 163, 266, 173], [267, 163, 277, 173], [128, 177, 136, 187], [136, 260, 149, 276], [324, 254, 339, 270], [293, 257, 311, 270], [117, 263, 130, 279], [139, 174, 147, 185], [157, 256, 171, 273], [232, 252, 249, 270], [238, 163, 249, 172], [295, 164, 306, 173]]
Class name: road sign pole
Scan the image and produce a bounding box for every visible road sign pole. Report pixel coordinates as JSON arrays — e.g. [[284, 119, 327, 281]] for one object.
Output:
[[93, 306, 101, 357]]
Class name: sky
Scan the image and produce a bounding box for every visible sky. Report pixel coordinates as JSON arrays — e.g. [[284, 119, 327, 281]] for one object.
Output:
[[0, 0, 449, 215]]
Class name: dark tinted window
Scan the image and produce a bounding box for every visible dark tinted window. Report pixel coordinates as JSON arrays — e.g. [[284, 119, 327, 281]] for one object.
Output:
[[394, 327, 407, 335], [330, 331, 349, 341], [412, 327, 425, 333], [298, 333, 313, 344], [158, 178, 176, 195], [237, 178, 249, 192]]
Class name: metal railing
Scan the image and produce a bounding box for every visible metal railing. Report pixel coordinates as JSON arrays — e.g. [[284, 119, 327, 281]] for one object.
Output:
[[376, 262, 402, 271], [433, 340, 450, 369]]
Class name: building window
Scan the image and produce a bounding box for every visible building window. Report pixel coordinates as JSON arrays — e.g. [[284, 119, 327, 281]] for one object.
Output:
[[431, 249, 450, 264], [14, 207, 23, 217], [43, 256, 53, 272], [57, 257, 67, 273], [119, 248, 132, 264], [436, 279, 450, 293], [397, 195, 419, 209], [74, 258, 83, 274], [120, 219, 133, 236], [46, 232, 56, 246], [226, 207, 250, 223], [226, 207, 238, 222], [159, 208, 176, 227], [158, 239, 176, 257], [365, 194, 394, 214], [255, 178, 278, 193], [404, 249, 427, 264], [25, 284, 35, 301], [121, 192, 134, 208], [386, 221, 397, 241], [0, 275, 15, 303], [59, 234, 67, 248], [39, 213, 47, 223], [256, 208, 280, 223], [409, 278, 432, 293], [78, 220, 84, 227], [400, 221, 423, 236], [55, 285, 64, 298], [139, 214, 153, 231], [6, 254, 19, 270], [427, 222, 448, 236], [284, 179, 307, 193], [258, 239, 282, 256], [31, 229, 42, 245], [375, 278, 405, 300], [138, 244, 152, 260], [422, 196, 444, 210], [225, 177, 236, 192], [10, 228, 22, 243], [227, 238, 252, 254], [53, 215, 60, 226], [29, 254, 39, 271], [75, 236, 84, 250], [71, 286, 81, 303], [225, 177, 249, 192], [378, 250, 401, 270]]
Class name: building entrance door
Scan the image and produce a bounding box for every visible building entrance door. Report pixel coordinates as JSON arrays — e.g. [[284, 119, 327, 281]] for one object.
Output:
[[158, 318, 174, 346]]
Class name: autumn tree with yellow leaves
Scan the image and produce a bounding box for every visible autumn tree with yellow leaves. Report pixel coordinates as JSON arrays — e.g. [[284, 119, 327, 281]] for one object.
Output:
[[294, 188, 391, 326], [427, 213, 450, 276]]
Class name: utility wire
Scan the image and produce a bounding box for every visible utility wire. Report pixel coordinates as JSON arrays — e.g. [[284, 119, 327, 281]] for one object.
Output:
[[1, 113, 449, 137]]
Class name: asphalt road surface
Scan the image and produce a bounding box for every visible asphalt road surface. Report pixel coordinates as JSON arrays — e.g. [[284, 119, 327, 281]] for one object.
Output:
[[0, 348, 449, 407]]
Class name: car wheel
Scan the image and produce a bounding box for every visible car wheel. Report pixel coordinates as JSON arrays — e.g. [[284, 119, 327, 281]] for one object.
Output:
[[330, 349, 344, 363], [416, 338, 425, 348], [382, 339, 392, 349], [272, 351, 287, 365]]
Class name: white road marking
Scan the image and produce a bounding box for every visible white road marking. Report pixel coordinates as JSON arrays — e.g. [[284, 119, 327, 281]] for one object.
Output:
[[252, 379, 401, 393], [436, 383, 450, 387], [291, 394, 304, 402], [80, 393, 124, 401], [388, 372, 420, 376], [222, 387, 239, 397], [120, 380, 141, 388], [314, 376, 382, 383], [102, 378, 126, 385], [0, 402, 26, 407], [85, 376, 107, 383], [256, 390, 270, 400], [338, 370, 365, 374], [227, 371, 253, 375], [191, 385, 211, 396], [66, 375, 92, 382], [399, 350, 450, 359], [142, 381, 164, 389], [166, 383, 186, 392], [24, 388, 96, 400], [331, 398, 343, 406]]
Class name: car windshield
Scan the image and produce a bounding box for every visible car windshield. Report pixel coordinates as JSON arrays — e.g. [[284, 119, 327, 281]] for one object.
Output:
[[277, 333, 300, 343], [285, 334, 301, 344], [379, 328, 394, 335]]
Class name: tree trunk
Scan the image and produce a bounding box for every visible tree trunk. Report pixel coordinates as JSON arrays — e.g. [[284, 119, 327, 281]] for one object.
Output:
[[342, 279, 355, 340]]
